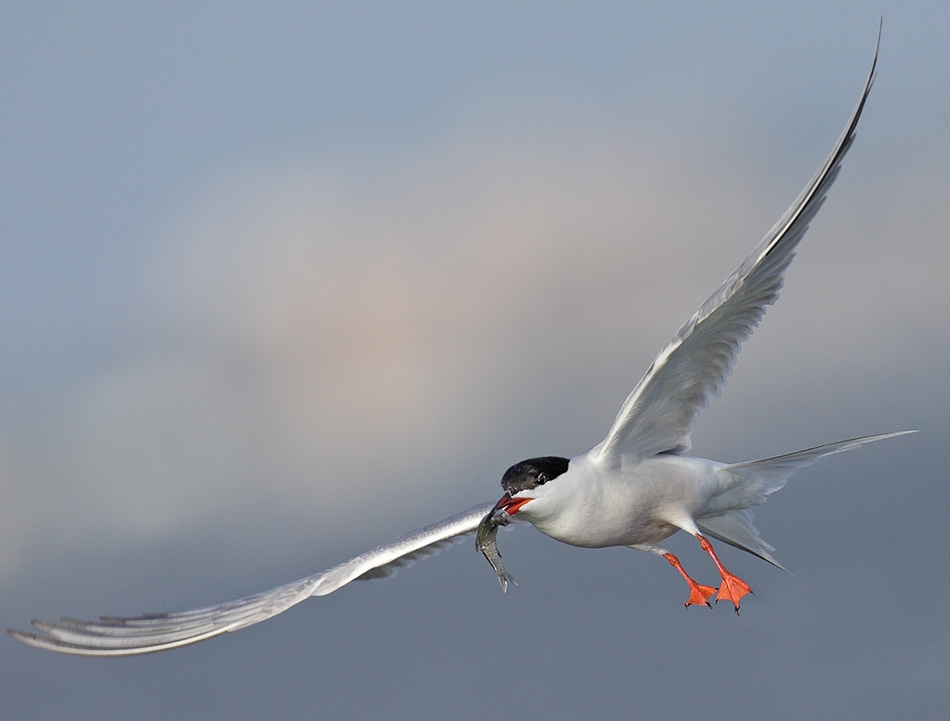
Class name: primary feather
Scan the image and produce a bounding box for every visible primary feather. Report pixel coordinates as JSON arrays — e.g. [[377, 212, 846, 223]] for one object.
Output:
[[592, 43, 877, 463], [8, 502, 494, 656]]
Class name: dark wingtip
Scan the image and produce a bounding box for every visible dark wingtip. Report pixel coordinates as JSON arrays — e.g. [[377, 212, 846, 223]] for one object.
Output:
[[7, 627, 39, 644]]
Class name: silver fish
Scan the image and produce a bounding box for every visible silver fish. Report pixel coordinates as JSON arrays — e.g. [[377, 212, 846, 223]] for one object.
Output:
[[476, 506, 517, 593]]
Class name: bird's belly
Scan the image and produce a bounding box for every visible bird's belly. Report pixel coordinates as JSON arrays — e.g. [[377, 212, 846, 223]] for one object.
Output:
[[534, 499, 679, 548]]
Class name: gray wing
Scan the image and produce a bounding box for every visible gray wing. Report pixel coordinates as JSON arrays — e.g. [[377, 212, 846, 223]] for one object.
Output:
[[7, 502, 495, 656], [592, 37, 879, 463]]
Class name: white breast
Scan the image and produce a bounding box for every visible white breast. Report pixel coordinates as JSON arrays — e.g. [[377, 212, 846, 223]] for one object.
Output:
[[518, 452, 722, 548]]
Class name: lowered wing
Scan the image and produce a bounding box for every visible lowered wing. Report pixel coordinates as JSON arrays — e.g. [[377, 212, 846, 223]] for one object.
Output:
[[7, 502, 494, 656]]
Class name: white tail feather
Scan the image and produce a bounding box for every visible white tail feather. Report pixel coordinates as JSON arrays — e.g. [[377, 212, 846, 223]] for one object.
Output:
[[697, 431, 915, 569]]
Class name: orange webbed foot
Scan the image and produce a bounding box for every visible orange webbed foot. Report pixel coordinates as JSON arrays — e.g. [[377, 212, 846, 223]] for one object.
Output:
[[697, 534, 754, 615], [663, 553, 716, 609], [715, 572, 754, 615], [696, 535, 755, 616], [685, 581, 718, 609]]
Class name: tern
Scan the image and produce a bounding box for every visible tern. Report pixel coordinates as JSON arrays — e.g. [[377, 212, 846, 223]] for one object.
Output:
[[9, 37, 911, 657]]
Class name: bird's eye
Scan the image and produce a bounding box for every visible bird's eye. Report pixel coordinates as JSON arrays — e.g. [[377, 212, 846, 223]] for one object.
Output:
[[537, 473, 547, 485]]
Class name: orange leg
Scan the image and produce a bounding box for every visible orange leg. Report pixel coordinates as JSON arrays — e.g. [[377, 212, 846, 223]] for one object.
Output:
[[697, 535, 753, 615], [663, 553, 716, 608]]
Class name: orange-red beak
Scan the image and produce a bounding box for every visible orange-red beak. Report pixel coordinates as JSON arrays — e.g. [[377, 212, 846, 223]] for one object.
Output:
[[491, 492, 533, 517]]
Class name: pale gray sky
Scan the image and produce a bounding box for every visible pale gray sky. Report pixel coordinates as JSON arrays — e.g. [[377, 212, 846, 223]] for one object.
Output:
[[2, 4, 948, 719]]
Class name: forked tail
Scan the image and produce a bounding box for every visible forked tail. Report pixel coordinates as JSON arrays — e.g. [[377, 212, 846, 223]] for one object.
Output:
[[697, 430, 915, 570]]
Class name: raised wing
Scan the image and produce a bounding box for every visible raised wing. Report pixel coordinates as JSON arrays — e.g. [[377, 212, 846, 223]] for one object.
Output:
[[592, 37, 879, 463], [7, 501, 495, 656]]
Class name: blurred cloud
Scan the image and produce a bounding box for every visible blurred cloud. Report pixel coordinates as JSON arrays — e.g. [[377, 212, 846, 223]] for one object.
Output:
[[2, 7, 949, 719], [7, 96, 947, 565], [0, 439, 29, 583]]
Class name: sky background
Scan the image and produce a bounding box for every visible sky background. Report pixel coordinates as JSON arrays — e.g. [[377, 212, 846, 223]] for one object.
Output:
[[2, 3, 948, 719]]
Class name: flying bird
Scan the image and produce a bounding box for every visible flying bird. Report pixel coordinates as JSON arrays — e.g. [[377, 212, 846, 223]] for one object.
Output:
[[9, 36, 909, 656]]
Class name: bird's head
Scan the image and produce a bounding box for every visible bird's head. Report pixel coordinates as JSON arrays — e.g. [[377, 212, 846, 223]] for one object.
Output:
[[488, 456, 570, 517]]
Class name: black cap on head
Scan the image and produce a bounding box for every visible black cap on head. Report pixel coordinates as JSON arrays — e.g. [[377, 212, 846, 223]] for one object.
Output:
[[501, 456, 570, 495]]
